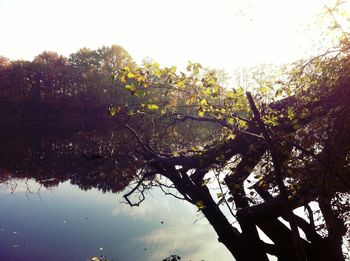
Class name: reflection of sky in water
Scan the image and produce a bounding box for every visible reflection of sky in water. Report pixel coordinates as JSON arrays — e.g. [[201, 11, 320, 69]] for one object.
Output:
[[0, 180, 233, 261]]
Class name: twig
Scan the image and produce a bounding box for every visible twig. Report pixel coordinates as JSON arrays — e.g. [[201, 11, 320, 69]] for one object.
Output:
[[123, 171, 157, 207], [215, 172, 237, 218]]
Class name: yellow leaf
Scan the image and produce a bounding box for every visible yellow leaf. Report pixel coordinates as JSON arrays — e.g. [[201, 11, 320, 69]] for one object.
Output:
[[227, 117, 234, 125], [127, 72, 135, 79], [108, 106, 121, 116], [226, 91, 235, 99], [260, 86, 269, 94], [198, 110, 205, 117], [213, 85, 219, 93], [120, 75, 126, 83], [200, 99, 208, 106], [146, 104, 159, 110], [287, 107, 295, 120], [228, 133, 235, 140]]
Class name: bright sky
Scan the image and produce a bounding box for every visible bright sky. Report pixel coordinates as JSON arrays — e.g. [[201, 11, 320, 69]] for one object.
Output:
[[0, 0, 339, 72]]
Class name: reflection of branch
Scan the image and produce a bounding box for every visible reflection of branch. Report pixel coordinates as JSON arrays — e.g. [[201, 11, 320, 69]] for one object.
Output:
[[25, 179, 33, 199], [3, 178, 44, 200], [159, 184, 187, 201], [8, 180, 17, 195], [37, 184, 43, 202], [155, 178, 193, 203], [123, 171, 157, 207]]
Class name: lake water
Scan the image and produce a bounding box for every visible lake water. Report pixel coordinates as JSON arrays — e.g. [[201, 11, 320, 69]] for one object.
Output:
[[0, 178, 233, 261], [0, 117, 233, 260]]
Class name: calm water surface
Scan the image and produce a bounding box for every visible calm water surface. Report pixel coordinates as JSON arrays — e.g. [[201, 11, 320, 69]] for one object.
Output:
[[0, 179, 232, 261]]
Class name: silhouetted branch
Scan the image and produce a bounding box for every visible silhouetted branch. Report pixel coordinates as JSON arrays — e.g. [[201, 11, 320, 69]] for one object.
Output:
[[247, 91, 307, 261], [123, 170, 157, 207]]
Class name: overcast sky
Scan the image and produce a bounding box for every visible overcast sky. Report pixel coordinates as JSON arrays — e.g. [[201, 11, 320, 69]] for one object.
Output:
[[0, 0, 339, 72]]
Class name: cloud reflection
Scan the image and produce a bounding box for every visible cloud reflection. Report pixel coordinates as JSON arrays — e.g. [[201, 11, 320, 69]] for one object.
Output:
[[137, 222, 232, 261], [111, 189, 233, 260]]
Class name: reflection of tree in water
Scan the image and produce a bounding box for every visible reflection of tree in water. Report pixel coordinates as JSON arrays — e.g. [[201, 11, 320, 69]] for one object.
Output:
[[0, 117, 145, 193]]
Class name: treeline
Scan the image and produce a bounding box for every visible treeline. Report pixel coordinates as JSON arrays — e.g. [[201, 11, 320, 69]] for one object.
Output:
[[0, 45, 136, 135]]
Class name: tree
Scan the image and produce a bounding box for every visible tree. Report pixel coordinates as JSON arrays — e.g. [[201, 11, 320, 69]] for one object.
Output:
[[69, 45, 135, 104], [110, 37, 350, 260]]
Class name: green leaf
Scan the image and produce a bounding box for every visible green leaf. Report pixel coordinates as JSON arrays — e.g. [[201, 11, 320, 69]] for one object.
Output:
[[153, 61, 160, 69], [153, 68, 162, 78], [236, 87, 244, 96], [125, 84, 136, 93]]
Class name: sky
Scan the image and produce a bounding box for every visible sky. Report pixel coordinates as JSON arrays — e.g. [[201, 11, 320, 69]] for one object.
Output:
[[0, 0, 343, 73]]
